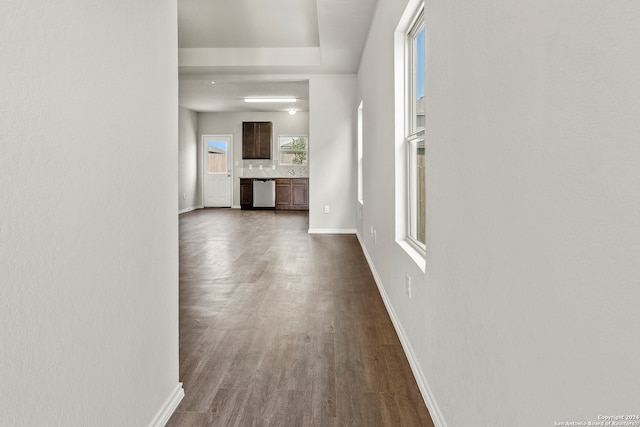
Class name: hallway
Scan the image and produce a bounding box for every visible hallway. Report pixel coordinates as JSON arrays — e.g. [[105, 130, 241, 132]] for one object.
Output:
[[168, 209, 434, 426]]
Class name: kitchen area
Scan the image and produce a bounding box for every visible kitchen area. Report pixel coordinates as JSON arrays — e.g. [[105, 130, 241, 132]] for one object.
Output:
[[179, 79, 318, 219], [239, 121, 308, 211]]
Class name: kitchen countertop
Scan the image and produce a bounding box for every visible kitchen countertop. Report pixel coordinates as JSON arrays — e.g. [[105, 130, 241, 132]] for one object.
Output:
[[239, 169, 309, 178], [240, 175, 308, 179]]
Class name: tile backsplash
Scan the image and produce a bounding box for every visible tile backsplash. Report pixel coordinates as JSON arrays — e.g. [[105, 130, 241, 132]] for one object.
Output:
[[240, 159, 308, 178]]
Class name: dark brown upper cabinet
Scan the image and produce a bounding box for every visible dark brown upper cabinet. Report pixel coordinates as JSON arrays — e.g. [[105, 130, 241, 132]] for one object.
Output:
[[242, 122, 272, 159]]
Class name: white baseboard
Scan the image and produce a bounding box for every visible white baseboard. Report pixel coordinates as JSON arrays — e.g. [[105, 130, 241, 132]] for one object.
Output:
[[232, 205, 241, 209], [148, 382, 184, 427], [308, 228, 357, 234], [178, 205, 202, 215], [355, 232, 448, 427]]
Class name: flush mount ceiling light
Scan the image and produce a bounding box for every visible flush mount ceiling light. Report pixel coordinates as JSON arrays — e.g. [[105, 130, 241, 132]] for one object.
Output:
[[288, 109, 297, 115], [244, 97, 297, 103]]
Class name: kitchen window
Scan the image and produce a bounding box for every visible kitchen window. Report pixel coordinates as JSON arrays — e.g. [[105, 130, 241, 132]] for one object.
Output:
[[278, 136, 308, 165]]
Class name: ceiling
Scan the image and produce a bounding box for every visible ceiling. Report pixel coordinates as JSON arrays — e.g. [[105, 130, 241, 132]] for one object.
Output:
[[178, 0, 320, 49], [179, 79, 309, 113], [178, 0, 378, 112]]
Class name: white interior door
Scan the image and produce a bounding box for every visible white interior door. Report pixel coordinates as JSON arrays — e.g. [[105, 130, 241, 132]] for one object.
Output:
[[202, 134, 232, 207]]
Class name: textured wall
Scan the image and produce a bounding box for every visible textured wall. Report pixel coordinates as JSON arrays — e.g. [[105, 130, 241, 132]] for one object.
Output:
[[0, 1, 181, 425], [357, 0, 640, 425]]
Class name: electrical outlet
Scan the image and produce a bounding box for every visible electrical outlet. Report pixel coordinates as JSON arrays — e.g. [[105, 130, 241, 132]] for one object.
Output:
[[406, 274, 412, 299], [370, 225, 374, 235], [182, 193, 186, 200], [373, 230, 377, 242], [324, 205, 330, 214]]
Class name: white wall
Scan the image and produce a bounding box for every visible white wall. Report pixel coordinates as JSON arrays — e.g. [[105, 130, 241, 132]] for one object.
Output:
[[358, 1, 640, 426], [309, 76, 357, 233], [198, 111, 309, 207], [179, 107, 201, 212], [0, 1, 182, 426]]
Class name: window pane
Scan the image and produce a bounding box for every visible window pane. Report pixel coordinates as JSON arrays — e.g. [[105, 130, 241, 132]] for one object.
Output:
[[357, 101, 364, 203], [416, 138, 425, 244], [279, 136, 308, 165], [207, 141, 227, 174], [409, 136, 426, 245], [414, 26, 425, 132]]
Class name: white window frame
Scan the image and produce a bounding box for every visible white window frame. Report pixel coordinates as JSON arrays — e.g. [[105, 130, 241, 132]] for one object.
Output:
[[357, 101, 364, 205], [405, 8, 426, 255]]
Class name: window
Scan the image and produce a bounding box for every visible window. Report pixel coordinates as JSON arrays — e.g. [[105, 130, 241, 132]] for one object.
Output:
[[207, 141, 228, 174], [278, 136, 308, 165], [357, 101, 364, 204], [406, 9, 426, 250]]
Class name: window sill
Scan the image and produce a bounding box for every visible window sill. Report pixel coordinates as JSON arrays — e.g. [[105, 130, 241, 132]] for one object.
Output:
[[396, 239, 426, 273]]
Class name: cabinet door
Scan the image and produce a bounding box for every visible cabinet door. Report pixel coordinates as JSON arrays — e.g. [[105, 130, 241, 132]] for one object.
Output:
[[275, 178, 291, 209], [240, 179, 253, 208], [292, 178, 308, 209], [242, 123, 256, 158], [256, 122, 272, 159], [242, 122, 272, 159]]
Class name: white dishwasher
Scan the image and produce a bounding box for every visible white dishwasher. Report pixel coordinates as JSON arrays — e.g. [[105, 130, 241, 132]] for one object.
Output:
[[252, 179, 276, 208]]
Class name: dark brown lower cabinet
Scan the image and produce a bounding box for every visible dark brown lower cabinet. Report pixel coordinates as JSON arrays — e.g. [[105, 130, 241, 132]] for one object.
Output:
[[276, 178, 308, 210], [292, 179, 309, 209], [240, 178, 253, 209]]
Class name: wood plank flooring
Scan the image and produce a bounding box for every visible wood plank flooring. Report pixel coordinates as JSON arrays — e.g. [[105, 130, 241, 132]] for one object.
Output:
[[167, 209, 434, 427]]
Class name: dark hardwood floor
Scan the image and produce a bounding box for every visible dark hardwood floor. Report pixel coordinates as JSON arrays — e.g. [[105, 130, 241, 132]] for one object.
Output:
[[167, 208, 434, 427]]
